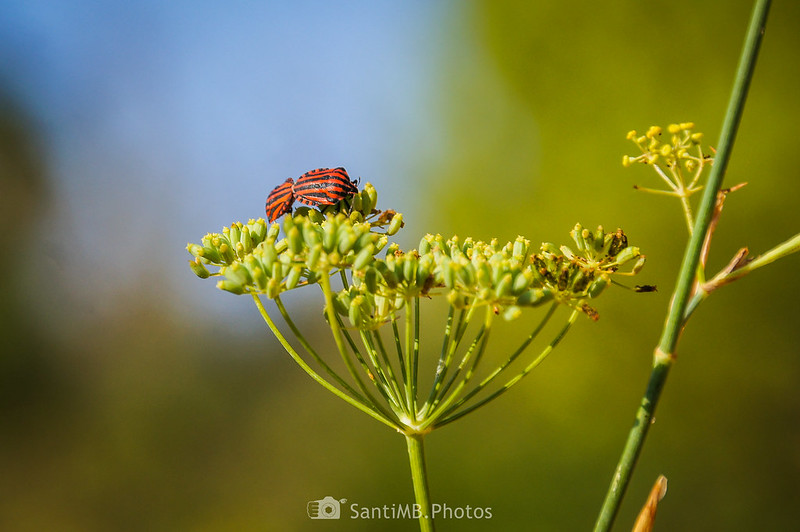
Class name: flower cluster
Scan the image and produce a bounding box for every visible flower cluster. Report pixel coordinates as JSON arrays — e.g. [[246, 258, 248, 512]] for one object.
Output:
[[186, 183, 403, 299], [623, 123, 706, 171], [187, 181, 645, 326], [622, 123, 716, 234]]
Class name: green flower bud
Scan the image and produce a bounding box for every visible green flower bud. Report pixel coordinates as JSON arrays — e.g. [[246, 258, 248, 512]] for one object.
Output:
[[348, 295, 364, 327], [517, 288, 553, 307], [189, 257, 210, 279], [593, 225, 605, 252], [613, 245, 639, 265], [266, 278, 281, 299], [363, 183, 378, 213], [338, 229, 357, 255], [239, 225, 253, 252], [570, 224, 587, 252], [456, 262, 476, 287], [385, 242, 400, 260], [350, 191, 363, 213], [302, 223, 322, 247], [402, 255, 418, 285], [224, 262, 253, 286], [588, 274, 609, 298], [349, 210, 364, 224], [475, 261, 492, 288], [267, 222, 281, 240], [512, 270, 532, 294], [219, 242, 236, 264], [387, 212, 404, 236], [262, 241, 278, 270], [252, 266, 268, 290], [354, 244, 375, 270], [495, 273, 513, 298], [333, 291, 350, 316], [274, 238, 288, 254], [364, 267, 379, 293], [187, 243, 205, 259], [229, 223, 241, 247], [287, 226, 303, 255], [249, 219, 267, 243], [282, 215, 296, 237], [217, 279, 245, 295], [419, 235, 432, 256], [323, 220, 338, 252], [512, 236, 530, 262], [306, 243, 322, 270], [375, 261, 398, 289], [285, 266, 303, 290], [327, 251, 341, 267], [541, 242, 559, 254], [374, 234, 388, 253]]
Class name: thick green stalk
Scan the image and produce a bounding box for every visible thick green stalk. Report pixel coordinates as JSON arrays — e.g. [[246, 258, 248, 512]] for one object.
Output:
[[593, 2, 771, 530], [405, 433, 435, 532]]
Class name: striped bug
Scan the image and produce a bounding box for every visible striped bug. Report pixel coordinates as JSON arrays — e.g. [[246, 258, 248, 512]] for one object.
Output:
[[265, 167, 359, 223], [264, 178, 295, 223], [293, 167, 359, 206]]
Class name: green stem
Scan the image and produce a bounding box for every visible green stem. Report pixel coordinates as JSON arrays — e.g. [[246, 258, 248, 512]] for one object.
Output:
[[593, 2, 771, 530], [422, 308, 493, 430], [405, 433, 435, 532], [359, 329, 405, 414], [274, 296, 368, 405], [418, 306, 456, 417], [436, 308, 578, 428], [319, 272, 379, 411], [404, 298, 416, 417], [422, 306, 473, 415], [392, 314, 408, 388], [251, 293, 398, 430]]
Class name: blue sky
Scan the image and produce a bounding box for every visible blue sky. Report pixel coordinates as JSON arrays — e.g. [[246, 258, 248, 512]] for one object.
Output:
[[1, 1, 450, 326]]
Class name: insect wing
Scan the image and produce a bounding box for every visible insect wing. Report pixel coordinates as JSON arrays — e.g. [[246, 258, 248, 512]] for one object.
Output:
[[265, 178, 295, 222], [293, 167, 359, 206]]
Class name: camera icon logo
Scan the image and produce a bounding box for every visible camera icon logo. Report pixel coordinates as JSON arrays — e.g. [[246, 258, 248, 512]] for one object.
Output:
[[307, 496, 346, 519]]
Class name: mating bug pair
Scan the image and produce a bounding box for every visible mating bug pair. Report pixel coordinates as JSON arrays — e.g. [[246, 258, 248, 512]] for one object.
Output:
[[265, 167, 359, 223]]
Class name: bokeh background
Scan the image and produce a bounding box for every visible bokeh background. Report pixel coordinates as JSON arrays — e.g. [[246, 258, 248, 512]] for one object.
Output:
[[2, 1, 799, 530]]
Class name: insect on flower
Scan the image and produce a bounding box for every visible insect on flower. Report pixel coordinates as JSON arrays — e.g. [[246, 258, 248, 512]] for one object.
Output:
[[264, 178, 295, 223], [264, 167, 359, 223], [293, 167, 359, 207]]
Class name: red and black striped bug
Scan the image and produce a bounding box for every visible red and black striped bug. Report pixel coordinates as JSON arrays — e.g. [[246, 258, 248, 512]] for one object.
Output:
[[293, 167, 359, 207], [264, 178, 295, 223], [264, 167, 359, 223]]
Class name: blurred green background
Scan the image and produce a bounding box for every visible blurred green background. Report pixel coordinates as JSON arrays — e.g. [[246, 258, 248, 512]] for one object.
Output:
[[2, 1, 799, 531]]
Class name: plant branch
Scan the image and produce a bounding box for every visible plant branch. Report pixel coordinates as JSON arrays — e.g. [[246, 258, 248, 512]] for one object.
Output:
[[593, 2, 771, 530]]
